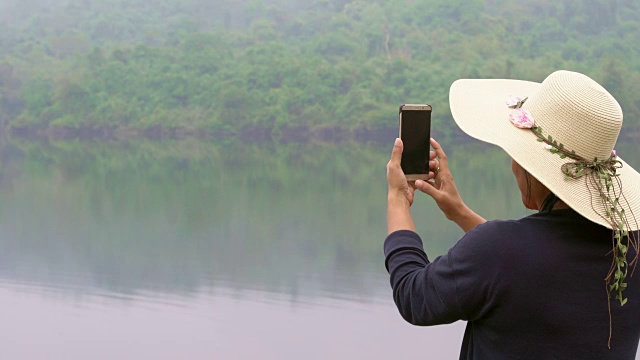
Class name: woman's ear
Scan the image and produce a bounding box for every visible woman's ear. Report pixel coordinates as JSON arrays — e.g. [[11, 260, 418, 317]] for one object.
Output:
[[512, 159, 542, 211]]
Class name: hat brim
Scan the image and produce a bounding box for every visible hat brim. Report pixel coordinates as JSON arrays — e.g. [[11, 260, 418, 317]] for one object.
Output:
[[449, 78, 640, 231]]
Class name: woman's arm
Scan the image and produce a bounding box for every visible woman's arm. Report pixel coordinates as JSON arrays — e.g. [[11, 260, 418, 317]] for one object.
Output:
[[384, 223, 505, 326], [384, 138, 496, 327]]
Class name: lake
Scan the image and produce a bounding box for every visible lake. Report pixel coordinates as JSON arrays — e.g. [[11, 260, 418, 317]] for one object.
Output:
[[0, 134, 638, 359]]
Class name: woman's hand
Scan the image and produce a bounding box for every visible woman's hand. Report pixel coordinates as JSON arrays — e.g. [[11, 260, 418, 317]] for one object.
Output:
[[414, 138, 463, 218], [386, 138, 416, 234], [386, 138, 415, 206], [414, 138, 486, 233]]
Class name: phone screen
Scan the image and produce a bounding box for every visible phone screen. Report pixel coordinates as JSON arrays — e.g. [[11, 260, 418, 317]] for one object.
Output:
[[400, 107, 431, 175]]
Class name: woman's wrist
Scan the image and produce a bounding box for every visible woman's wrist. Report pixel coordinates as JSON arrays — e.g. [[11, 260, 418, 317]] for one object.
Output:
[[450, 203, 486, 232], [387, 191, 416, 234], [388, 190, 410, 207]]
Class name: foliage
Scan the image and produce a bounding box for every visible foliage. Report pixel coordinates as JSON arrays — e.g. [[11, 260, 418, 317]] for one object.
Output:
[[1, 0, 640, 137]]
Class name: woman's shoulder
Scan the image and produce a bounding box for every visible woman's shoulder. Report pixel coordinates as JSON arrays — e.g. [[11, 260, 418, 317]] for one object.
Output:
[[450, 220, 522, 262], [468, 209, 594, 237], [456, 209, 606, 256], [462, 217, 527, 243]]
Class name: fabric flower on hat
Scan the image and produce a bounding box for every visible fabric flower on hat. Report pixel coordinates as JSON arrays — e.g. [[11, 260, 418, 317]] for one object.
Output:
[[506, 96, 526, 108], [509, 108, 535, 129]]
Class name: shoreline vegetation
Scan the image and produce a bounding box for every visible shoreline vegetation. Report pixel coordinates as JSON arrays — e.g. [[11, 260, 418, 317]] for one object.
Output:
[[3, 124, 639, 144], [5, 124, 402, 142], [1, 0, 640, 139]]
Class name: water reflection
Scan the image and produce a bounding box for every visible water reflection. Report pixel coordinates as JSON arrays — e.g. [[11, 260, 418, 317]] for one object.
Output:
[[0, 136, 637, 358], [0, 137, 532, 299]]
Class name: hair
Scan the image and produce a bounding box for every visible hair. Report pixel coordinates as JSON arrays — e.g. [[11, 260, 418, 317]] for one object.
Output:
[[524, 171, 559, 213]]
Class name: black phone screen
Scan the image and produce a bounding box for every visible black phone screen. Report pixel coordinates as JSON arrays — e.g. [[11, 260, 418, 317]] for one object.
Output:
[[400, 109, 431, 175]]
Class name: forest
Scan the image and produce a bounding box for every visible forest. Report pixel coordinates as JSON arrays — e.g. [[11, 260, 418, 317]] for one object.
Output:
[[1, 0, 639, 139]]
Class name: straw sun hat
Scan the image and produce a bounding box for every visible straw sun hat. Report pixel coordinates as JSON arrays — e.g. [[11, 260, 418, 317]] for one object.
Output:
[[449, 70, 640, 231]]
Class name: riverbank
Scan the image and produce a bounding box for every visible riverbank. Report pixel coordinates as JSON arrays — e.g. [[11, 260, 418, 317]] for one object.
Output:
[[6, 124, 445, 144], [5, 123, 639, 144]]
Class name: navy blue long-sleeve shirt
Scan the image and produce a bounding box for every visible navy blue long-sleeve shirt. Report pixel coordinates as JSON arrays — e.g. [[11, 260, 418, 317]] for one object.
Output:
[[384, 209, 640, 359]]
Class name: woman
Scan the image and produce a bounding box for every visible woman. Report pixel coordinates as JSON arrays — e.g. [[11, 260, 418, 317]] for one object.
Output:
[[384, 70, 640, 359]]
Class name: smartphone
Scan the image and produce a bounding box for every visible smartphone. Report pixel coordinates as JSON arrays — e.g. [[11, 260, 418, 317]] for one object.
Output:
[[399, 104, 432, 181]]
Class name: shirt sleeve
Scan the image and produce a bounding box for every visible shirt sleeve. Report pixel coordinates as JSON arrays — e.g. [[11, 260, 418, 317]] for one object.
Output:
[[384, 223, 507, 326]]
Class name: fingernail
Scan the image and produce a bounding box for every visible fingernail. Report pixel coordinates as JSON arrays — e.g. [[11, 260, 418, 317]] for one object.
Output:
[[415, 180, 423, 187], [394, 138, 401, 146]]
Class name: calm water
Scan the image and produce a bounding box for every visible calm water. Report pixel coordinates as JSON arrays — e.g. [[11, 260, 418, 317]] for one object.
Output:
[[0, 136, 638, 359]]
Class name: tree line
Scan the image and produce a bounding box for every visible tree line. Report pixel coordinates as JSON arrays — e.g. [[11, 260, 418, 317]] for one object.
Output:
[[0, 0, 639, 139]]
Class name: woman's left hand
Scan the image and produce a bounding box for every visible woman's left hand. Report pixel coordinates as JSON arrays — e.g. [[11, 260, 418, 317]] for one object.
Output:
[[386, 138, 416, 206]]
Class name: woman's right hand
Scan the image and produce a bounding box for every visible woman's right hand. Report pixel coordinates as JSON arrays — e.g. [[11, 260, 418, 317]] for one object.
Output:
[[414, 138, 486, 232]]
